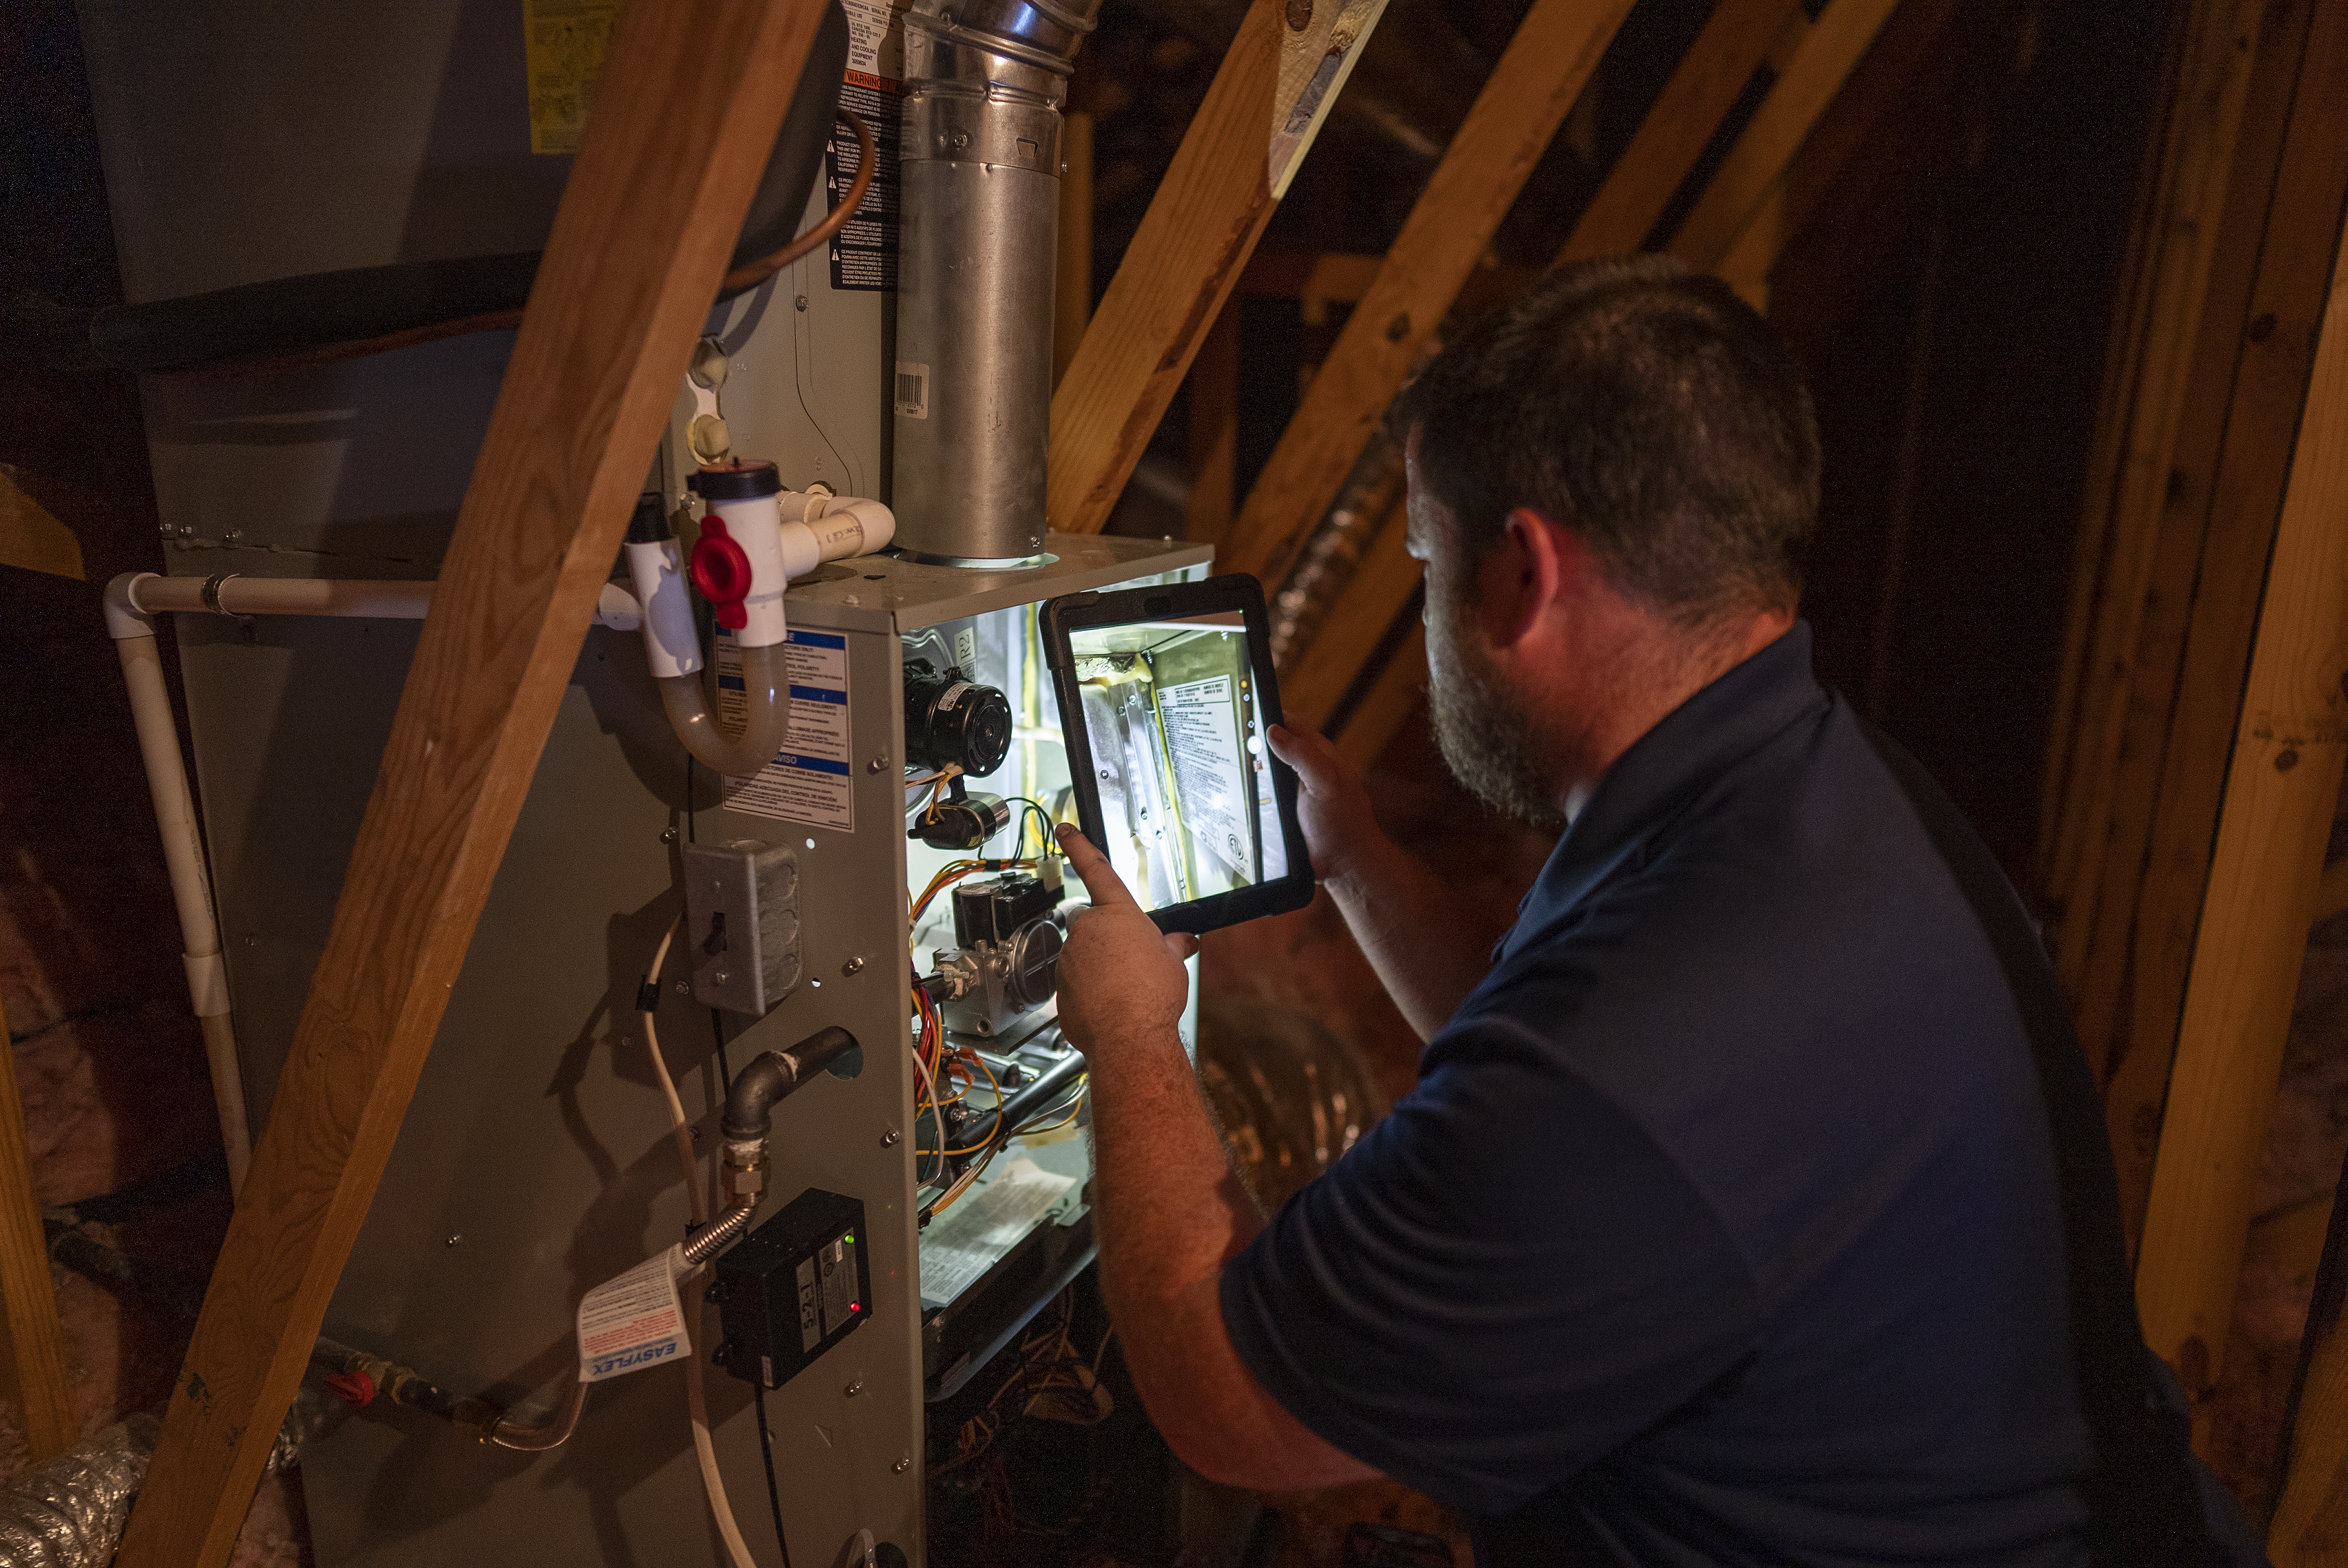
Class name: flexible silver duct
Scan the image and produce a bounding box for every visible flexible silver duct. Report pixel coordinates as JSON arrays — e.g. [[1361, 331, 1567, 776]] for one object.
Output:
[[0, 1380, 359, 1568], [892, 0, 1105, 563], [0, 1413, 160, 1568]]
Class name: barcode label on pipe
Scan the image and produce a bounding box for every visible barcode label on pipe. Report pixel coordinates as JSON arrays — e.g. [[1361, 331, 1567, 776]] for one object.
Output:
[[894, 363, 929, 420], [577, 1245, 689, 1381]]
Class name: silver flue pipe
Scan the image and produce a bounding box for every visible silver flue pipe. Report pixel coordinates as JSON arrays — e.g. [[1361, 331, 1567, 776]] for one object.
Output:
[[892, 0, 1103, 564]]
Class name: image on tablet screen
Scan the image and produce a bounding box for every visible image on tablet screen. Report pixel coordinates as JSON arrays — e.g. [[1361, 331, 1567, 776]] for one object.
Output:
[[1068, 610, 1289, 912]]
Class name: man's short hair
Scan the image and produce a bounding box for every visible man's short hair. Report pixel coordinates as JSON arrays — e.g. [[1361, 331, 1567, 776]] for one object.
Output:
[[1392, 255, 1820, 623]]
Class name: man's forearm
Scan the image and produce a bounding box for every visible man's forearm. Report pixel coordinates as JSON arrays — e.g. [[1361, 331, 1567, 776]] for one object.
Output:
[[1325, 834, 1505, 1040], [1087, 1022, 1260, 1356], [1084, 1023, 1373, 1489]]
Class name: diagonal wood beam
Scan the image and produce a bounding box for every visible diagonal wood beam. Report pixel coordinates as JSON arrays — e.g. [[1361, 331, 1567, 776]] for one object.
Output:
[[1047, 0, 1389, 538], [1666, 0, 1903, 271], [1336, 621, 1427, 770], [2037, 0, 2265, 968], [1214, 0, 1638, 587], [2134, 208, 2348, 1432], [1281, 498, 1417, 729], [0, 994, 75, 1463], [111, 5, 830, 1563], [1558, 0, 1806, 265], [1269, 0, 1813, 740]]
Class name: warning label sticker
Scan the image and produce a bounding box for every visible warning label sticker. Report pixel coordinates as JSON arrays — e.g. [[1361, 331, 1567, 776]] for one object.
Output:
[[521, 0, 619, 155], [718, 628, 857, 833], [578, 1245, 688, 1381], [830, 78, 903, 293]]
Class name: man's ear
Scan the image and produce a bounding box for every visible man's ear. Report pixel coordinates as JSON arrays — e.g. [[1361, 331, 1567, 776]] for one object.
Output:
[[1479, 507, 1579, 651]]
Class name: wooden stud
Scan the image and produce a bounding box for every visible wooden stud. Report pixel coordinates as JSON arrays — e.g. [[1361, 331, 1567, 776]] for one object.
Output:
[[1185, 302, 1240, 545], [1047, 0, 1377, 538], [1282, 504, 1418, 730], [1334, 622, 1428, 771], [111, 6, 830, 1564], [2315, 856, 2348, 928], [0, 996, 76, 1463], [2133, 210, 2348, 1425], [2083, 0, 2348, 1244], [1555, 0, 1805, 266], [1212, 0, 1638, 587], [1665, 0, 1904, 271], [2273, 1279, 2348, 1561], [2036, 0, 2266, 970], [2037, 5, 2193, 868]]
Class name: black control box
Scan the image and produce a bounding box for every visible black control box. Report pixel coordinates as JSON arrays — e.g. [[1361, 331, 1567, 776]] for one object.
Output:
[[712, 1189, 870, 1389], [951, 870, 1063, 948]]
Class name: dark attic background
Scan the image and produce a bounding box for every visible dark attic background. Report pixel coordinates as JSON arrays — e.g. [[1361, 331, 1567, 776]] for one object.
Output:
[[9, 0, 2340, 1561]]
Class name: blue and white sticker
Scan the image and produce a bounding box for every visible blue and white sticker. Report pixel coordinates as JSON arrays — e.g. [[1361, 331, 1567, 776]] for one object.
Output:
[[715, 627, 857, 832]]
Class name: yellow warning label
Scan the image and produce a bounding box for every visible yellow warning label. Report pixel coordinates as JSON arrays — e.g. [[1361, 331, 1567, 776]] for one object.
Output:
[[523, 0, 620, 154]]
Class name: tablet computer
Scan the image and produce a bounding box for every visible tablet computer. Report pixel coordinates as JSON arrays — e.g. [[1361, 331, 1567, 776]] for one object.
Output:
[[1041, 574, 1316, 935]]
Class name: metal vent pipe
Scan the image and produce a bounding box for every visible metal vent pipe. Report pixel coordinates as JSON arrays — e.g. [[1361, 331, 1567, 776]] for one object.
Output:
[[892, 0, 1103, 564]]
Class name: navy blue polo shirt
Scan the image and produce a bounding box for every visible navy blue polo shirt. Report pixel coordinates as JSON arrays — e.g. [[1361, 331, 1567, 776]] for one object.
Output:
[[1221, 624, 2108, 1565]]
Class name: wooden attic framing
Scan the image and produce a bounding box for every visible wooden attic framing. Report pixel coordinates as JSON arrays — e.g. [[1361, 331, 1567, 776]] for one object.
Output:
[[41, 0, 2337, 1556]]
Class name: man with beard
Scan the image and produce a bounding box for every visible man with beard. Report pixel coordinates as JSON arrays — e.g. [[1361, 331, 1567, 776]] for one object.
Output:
[[1049, 256, 2249, 1565]]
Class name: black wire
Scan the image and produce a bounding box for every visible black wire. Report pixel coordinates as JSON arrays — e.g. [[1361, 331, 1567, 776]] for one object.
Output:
[[1004, 797, 1056, 858], [754, 1384, 795, 1568]]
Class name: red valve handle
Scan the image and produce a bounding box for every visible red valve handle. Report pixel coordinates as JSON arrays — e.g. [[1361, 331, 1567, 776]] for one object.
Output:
[[689, 516, 754, 631], [323, 1370, 377, 1407]]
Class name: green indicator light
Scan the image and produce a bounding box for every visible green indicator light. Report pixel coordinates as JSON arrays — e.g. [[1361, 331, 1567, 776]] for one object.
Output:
[[843, 1234, 855, 1244]]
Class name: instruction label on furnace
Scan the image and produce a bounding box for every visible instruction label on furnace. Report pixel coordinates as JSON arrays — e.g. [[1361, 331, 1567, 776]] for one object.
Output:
[[578, 1244, 688, 1381], [717, 628, 857, 832], [1160, 675, 1254, 881]]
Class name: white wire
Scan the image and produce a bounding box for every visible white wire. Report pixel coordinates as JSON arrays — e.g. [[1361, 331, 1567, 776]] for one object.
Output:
[[641, 912, 759, 1568]]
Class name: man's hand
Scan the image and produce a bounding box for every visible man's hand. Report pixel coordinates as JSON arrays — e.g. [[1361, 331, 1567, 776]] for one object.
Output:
[[1267, 724, 1388, 890], [1053, 824, 1197, 1057]]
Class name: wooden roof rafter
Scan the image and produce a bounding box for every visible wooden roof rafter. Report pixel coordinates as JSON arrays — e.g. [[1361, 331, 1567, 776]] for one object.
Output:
[[1305, 0, 1939, 769]]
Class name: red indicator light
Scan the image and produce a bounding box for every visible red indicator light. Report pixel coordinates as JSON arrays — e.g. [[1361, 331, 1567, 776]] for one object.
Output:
[[851, 1302, 861, 1312]]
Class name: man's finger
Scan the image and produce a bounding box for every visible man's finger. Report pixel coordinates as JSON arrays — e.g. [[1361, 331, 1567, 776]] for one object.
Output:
[[1054, 823, 1143, 911], [1163, 932, 1201, 963], [1268, 724, 1334, 788]]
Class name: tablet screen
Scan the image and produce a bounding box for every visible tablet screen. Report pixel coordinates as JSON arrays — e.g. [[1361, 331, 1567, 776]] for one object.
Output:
[[1066, 608, 1290, 913]]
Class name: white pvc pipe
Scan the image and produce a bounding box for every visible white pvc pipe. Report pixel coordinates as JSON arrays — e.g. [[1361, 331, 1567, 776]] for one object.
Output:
[[103, 575, 251, 1196], [120, 571, 642, 629], [643, 491, 895, 778]]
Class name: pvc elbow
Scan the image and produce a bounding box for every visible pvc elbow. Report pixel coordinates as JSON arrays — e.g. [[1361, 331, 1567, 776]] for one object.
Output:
[[775, 492, 894, 572], [104, 571, 157, 639], [657, 639, 790, 777]]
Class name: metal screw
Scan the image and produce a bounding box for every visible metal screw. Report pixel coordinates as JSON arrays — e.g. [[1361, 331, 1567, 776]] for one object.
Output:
[[881, 1128, 900, 1147], [661, 827, 679, 843], [842, 956, 866, 976], [243, 935, 260, 947], [445, 1234, 462, 1248], [868, 757, 888, 773], [224, 529, 243, 542], [714, 969, 732, 984], [893, 1456, 910, 1474], [795, 295, 809, 312], [674, 978, 692, 996], [845, 1380, 863, 1397]]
